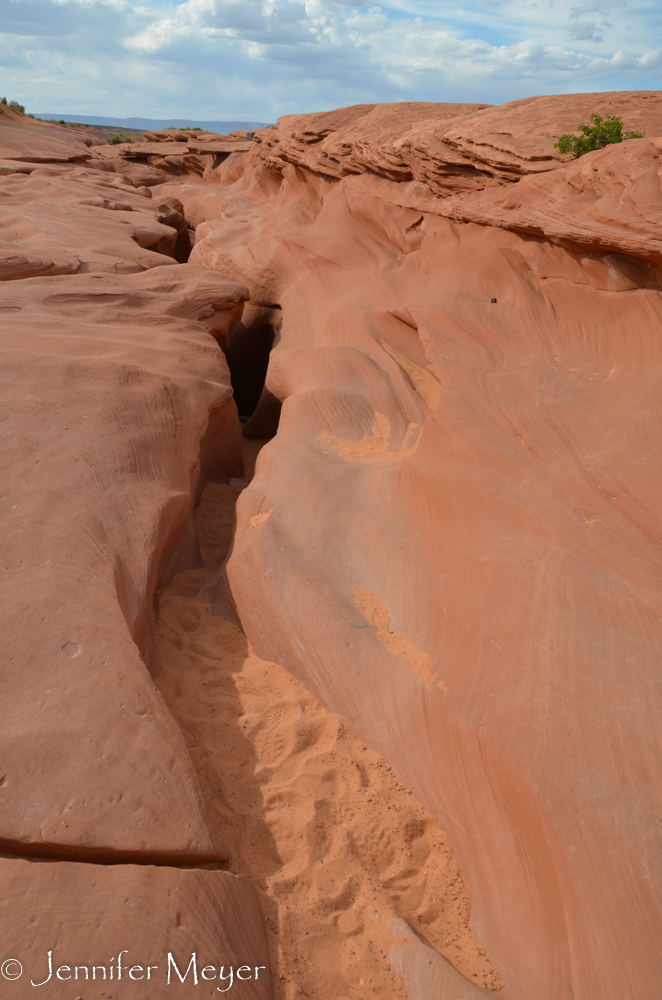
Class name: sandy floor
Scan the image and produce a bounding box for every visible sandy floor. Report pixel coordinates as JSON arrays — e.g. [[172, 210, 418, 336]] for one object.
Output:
[[153, 438, 501, 999]]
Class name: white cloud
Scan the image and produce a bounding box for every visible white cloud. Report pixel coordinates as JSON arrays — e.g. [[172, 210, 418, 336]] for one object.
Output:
[[0, 0, 660, 118], [566, 0, 625, 43]]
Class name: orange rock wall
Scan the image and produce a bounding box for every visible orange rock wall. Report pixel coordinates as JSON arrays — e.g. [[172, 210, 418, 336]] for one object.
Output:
[[179, 93, 662, 999]]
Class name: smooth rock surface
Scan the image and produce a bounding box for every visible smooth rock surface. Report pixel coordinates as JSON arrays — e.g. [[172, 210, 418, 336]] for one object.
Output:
[[0, 264, 247, 861], [153, 463, 502, 998], [191, 95, 662, 1000], [0, 857, 270, 998], [0, 104, 94, 162]]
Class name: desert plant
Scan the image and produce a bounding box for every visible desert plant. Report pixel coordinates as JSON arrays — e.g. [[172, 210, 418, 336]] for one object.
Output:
[[0, 97, 25, 113], [555, 113, 645, 159], [108, 133, 134, 144]]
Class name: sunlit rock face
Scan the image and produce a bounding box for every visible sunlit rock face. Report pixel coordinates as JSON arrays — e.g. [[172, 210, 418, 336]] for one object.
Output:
[[2, 93, 662, 1000], [184, 93, 662, 1000], [0, 264, 249, 862], [0, 107, 269, 999]]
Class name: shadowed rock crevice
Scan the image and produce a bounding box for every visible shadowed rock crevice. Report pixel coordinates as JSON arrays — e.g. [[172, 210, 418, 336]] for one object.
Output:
[[0, 840, 229, 867], [226, 303, 282, 436]]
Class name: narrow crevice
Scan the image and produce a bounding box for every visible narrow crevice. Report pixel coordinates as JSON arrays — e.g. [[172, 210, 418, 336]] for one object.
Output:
[[226, 303, 279, 420], [0, 839, 228, 868], [156, 195, 193, 262]]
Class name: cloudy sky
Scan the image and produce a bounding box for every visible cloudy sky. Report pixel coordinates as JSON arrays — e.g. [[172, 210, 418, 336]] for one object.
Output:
[[0, 0, 660, 120]]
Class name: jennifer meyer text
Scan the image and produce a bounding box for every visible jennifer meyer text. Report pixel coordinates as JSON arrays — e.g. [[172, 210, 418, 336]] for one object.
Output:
[[1, 951, 267, 990]]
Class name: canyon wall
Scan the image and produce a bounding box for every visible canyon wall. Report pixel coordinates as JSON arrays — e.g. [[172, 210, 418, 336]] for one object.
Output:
[[0, 105, 270, 998], [174, 92, 662, 1000]]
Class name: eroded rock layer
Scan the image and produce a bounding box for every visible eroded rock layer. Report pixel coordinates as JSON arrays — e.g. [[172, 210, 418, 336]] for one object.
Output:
[[178, 93, 662, 1000], [2, 93, 662, 1000]]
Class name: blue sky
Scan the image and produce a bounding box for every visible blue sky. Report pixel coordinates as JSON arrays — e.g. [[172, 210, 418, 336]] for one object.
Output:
[[0, 0, 660, 120]]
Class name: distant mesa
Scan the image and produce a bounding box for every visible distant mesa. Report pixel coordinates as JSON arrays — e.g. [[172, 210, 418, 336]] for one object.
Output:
[[34, 113, 271, 130]]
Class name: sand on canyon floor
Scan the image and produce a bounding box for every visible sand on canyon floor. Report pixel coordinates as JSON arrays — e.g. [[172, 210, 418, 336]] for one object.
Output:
[[153, 439, 501, 1000]]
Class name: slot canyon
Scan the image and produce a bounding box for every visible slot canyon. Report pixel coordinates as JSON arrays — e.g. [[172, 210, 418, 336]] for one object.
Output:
[[1, 92, 662, 999]]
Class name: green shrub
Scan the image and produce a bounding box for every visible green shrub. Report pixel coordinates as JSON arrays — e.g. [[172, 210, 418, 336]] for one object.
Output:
[[0, 97, 25, 113], [555, 113, 645, 159], [108, 133, 134, 144]]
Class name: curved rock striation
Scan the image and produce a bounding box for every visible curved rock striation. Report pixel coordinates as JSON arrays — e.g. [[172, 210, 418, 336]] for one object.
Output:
[[436, 135, 662, 263], [251, 90, 662, 194], [187, 94, 662, 1000]]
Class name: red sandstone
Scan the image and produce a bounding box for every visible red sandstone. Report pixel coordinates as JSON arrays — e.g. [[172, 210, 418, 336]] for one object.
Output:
[[1, 91, 661, 1000]]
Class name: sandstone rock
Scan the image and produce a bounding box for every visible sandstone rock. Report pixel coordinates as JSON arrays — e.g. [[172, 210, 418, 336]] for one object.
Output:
[[0, 239, 80, 279], [252, 91, 662, 195], [141, 129, 251, 144], [0, 106, 93, 162], [92, 140, 252, 160], [0, 163, 183, 274], [0, 264, 247, 862], [434, 90, 662, 178], [141, 129, 196, 142], [91, 157, 172, 187], [0, 857, 270, 998], [194, 97, 662, 999], [436, 135, 662, 262], [0, 159, 38, 175], [3, 91, 662, 1000], [90, 142, 210, 179]]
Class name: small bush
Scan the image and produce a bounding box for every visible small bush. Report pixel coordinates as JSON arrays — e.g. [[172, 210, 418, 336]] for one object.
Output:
[[108, 133, 134, 144], [0, 97, 25, 114], [555, 113, 645, 159]]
